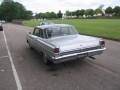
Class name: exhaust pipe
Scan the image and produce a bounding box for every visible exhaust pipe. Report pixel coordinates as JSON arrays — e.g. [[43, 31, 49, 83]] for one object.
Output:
[[89, 56, 96, 59]]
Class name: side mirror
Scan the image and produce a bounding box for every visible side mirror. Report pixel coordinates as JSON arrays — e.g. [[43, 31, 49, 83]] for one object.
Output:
[[29, 32, 31, 34]]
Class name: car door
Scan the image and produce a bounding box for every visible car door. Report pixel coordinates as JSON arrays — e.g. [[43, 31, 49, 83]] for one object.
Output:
[[35, 29, 46, 53], [29, 28, 40, 50]]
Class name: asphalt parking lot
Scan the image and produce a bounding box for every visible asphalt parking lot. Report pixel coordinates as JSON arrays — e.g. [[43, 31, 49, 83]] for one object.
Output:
[[0, 23, 120, 90]]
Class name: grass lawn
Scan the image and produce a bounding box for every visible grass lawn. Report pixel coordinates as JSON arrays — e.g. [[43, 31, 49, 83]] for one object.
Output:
[[23, 19, 120, 41]]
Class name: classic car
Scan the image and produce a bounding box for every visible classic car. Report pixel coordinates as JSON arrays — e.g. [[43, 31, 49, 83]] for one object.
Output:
[[26, 24, 106, 64], [39, 22, 54, 26], [0, 22, 3, 31]]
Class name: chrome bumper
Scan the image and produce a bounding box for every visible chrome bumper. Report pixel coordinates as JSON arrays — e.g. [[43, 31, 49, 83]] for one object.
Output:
[[52, 48, 106, 64]]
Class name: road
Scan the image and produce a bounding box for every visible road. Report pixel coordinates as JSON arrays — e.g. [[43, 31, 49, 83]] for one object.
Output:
[[0, 23, 120, 90]]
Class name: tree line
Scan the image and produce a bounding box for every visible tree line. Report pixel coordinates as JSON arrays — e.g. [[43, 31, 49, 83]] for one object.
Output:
[[35, 10, 62, 20], [0, 0, 120, 22], [35, 5, 120, 19], [65, 5, 120, 18]]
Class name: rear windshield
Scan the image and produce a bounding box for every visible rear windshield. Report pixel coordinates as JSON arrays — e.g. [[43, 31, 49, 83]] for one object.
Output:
[[46, 26, 78, 38]]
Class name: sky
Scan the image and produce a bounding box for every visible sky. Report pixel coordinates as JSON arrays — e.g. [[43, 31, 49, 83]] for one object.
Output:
[[1, 0, 120, 14]]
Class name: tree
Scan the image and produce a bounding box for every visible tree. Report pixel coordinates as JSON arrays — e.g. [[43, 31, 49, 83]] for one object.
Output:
[[35, 12, 57, 19], [71, 11, 76, 16], [35, 13, 39, 20], [50, 12, 57, 19], [76, 10, 80, 17], [68, 11, 74, 16], [94, 8, 103, 15], [0, 0, 33, 21], [2, 0, 13, 3], [65, 10, 70, 16], [0, 0, 18, 21], [14, 2, 26, 19], [85, 9, 94, 17], [113, 6, 120, 16], [57, 10, 63, 18], [79, 9, 85, 16], [24, 10, 33, 19], [105, 7, 113, 15], [0, 5, 3, 20]]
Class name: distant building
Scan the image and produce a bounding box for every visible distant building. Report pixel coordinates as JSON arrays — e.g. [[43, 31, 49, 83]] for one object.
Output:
[[62, 13, 77, 19]]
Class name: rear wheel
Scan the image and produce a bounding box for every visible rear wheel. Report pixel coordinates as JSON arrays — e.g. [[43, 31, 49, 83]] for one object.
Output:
[[29, 43, 33, 49], [27, 40, 33, 49], [43, 53, 52, 65]]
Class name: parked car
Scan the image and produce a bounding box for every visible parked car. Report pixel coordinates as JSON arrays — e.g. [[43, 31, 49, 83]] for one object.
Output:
[[26, 24, 106, 64], [39, 22, 54, 26], [0, 22, 3, 31]]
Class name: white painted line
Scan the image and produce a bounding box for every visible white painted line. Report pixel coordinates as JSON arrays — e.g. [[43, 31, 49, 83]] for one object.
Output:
[[3, 31, 22, 90], [0, 55, 9, 59]]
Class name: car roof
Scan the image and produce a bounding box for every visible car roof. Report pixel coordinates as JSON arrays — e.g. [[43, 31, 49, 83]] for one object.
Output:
[[36, 24, 73, 29]]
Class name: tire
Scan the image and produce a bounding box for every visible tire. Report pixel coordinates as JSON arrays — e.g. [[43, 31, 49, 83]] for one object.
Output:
[[0, 26, 3, 31], [29, 43, 33, 49], [43, 53, 52, 65], [27, 40, 33, 49]]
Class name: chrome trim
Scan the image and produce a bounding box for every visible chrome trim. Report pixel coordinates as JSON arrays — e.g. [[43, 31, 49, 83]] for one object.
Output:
[[52, 48, 106, 63], [59, 46, 101, 56]]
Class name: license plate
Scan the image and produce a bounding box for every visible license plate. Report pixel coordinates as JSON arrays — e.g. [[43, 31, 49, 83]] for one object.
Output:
[[78, 53, 88, 58]]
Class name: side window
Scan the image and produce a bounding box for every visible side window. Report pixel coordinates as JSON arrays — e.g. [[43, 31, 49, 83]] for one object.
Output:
[[39, 29, 44, 38], [33, 28, 40, 37]]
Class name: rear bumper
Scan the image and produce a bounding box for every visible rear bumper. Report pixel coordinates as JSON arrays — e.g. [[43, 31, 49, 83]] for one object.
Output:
[[52, 48, 106, 64]]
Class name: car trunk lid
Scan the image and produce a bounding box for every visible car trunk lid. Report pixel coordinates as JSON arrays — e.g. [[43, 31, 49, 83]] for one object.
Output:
[[48, 34, 100, 52]]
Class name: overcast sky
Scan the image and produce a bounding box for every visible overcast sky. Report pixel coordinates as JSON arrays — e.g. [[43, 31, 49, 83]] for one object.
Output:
[[2, 0, 120, 13]]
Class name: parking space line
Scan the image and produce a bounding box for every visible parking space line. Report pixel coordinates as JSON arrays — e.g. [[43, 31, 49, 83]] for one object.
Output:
[[3, 31, 22, 90], [0, 55, 9, 59]]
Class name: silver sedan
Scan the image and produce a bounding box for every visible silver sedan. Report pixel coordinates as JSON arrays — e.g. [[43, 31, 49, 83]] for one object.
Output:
[[26, 24, 106, 65]]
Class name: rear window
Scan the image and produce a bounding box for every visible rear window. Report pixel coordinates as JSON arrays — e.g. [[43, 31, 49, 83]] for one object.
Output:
[[46, 26, 78, 38]]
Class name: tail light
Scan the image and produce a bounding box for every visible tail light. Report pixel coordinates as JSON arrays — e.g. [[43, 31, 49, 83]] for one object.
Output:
[[100, 40, 105, 47], [54, 48, 59, 53]]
